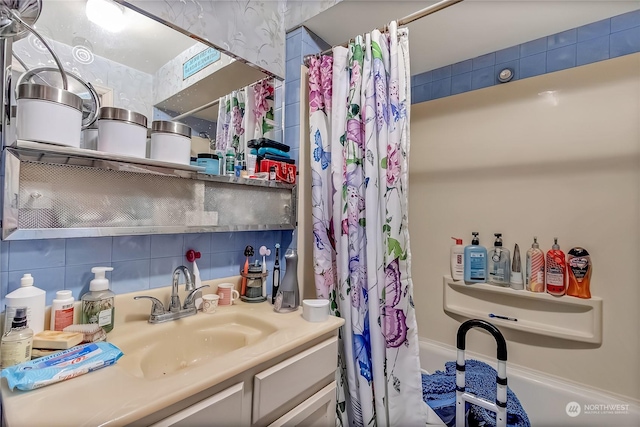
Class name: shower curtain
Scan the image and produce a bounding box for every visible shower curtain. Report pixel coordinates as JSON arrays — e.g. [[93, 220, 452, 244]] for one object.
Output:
[[309, 21, 426, 426], [215, 78, 276, 154]]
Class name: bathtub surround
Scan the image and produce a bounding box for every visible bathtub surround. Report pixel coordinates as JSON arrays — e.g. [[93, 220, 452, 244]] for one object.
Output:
[[411, 8, 640, 103], [308, 23, 426, 425], [409, 53, 640, 401]]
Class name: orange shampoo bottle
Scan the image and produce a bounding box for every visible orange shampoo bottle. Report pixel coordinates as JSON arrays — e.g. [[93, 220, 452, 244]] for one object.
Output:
[[545, 238, 566, 296], [567, 247, 592, 299]]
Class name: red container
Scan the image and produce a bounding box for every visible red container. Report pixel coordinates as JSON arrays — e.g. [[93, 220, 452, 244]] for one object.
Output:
[[258, 159, 297, 184]]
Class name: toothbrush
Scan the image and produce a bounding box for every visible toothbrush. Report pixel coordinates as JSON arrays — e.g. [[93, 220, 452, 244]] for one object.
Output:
[[259, 246, 271, 298], [271, 244, 280, 304], [259, 246, 271, 274], [241, 245, 254, 297]]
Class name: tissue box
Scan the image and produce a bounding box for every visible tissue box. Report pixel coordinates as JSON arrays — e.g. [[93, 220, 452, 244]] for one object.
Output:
[[258, 159, 297, 184]]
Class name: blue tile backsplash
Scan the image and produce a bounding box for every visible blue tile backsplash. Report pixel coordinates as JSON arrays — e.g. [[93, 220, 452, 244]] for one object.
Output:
[[0, 230, 287, 309], [412, 8, 640, 104]]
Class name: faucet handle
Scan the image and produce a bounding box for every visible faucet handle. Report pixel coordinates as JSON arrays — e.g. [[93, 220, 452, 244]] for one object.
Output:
[[134, 296, 166, 316], [183, 285, 210, 309]]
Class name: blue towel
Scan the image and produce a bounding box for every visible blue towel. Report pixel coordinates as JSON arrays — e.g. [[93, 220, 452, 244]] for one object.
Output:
[[422, 360, 530, 427], [258, 147, 290, 158]]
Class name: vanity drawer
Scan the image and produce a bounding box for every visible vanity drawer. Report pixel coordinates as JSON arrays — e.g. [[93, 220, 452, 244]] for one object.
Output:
[[252, 337, 338, 424]]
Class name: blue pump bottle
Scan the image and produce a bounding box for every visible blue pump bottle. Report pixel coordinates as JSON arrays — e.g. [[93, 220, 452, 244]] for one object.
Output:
[[464, 232, 487, 283]]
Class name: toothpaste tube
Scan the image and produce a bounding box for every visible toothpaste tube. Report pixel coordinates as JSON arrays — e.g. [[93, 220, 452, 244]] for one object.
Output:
[[1, 342, 123, 391]]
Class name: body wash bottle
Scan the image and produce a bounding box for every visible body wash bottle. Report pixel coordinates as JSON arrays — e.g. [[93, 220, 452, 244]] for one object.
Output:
[[463, 232, 487, 283], [526, 237, 545, 292], [488, 233, 511, 286], [546, 238, 566, 296], [450, 237, 464, 281]]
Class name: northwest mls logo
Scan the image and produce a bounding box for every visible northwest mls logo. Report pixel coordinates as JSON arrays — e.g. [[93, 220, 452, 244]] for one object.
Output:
[[565, 401, 631, 417], [566, 402, 581, 417]]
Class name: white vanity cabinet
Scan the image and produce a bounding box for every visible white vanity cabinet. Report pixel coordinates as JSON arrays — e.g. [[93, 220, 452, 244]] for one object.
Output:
[[138, 335, 339, 427], [151, 382, 245, 427]]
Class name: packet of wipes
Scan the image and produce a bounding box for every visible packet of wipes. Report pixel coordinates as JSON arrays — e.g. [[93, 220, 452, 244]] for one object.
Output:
[[1, 342, 123, 391]]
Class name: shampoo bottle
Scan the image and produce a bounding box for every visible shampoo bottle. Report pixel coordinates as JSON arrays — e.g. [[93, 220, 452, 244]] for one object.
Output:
[[566, 247, 592, 299], [4, 274, 46, 334], [525, 237, 545, 292], [450, 237, 464, 281], [1, 307, 33, 368], [488, 233, 511, 286], [81, 267, 115, 332], [463, 232, 487, 283], [546, 238, 566, 296]]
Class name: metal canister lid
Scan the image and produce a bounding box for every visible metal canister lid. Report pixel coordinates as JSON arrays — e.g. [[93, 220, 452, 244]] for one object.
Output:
[[99, 107, 148, 128], [151, 120, 191, 138], [17, 83, 83, 112]]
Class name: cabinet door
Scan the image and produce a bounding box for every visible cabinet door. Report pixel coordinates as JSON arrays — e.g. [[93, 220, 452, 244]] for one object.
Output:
[[151, 382, 245, 427], [268, 382, 336, 427], [253, 337, 338, 424]]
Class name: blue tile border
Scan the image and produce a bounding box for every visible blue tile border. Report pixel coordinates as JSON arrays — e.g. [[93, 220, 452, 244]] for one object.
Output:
[[411, 8, 640, 104]]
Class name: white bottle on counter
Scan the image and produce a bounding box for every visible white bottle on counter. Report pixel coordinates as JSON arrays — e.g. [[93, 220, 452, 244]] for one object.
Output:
[[50, 290, 75, 331], [450, 237, 465, 281], [4, 274, 46, 334]]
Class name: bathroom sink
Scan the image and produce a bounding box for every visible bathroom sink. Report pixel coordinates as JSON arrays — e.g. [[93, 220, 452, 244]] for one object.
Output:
[[114, 312, 278, 380]]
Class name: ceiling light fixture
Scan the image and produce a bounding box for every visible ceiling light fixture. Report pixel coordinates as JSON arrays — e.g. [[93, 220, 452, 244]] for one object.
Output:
[[86, 0, 125, 33]]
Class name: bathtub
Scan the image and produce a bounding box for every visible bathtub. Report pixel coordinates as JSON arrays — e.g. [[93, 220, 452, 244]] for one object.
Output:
[[419, 338, 640, 426]]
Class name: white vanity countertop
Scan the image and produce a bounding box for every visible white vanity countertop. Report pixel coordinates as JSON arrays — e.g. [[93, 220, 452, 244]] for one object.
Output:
[[0, 279, 343, 426]]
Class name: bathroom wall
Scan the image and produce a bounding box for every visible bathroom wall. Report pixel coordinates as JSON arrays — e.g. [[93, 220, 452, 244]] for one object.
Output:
[[284, 0, 343, 31], [284, 27, 331, 164], [409, 52, 640, 400]]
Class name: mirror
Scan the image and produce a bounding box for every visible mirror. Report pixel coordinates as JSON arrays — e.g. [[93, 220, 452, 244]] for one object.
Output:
[[10, 0, 281, 153]]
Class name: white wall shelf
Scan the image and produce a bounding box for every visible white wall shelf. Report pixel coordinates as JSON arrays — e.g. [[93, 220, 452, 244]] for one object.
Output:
[[443, 276, 603, 344]]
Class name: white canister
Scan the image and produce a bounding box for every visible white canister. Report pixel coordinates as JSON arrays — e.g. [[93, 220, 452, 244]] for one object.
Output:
[[97, 107, 148, 158], [16, 83, 83, 147], [150, 121, 192, 165]]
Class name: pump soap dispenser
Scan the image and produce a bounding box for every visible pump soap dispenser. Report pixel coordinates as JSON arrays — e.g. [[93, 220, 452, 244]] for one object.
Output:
[[81, 267, 115, 332], [463, 232, 487, 284], [488, 233, 511, 286]]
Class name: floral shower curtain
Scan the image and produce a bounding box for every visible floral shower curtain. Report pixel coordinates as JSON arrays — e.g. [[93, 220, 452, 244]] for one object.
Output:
[[309, 21, 426, 426], [215, 78, 276, 154]]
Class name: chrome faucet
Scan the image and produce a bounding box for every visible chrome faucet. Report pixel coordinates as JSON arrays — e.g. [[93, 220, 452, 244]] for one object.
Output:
[[135, 265, 209, 324], [170, 265, 194, 312]]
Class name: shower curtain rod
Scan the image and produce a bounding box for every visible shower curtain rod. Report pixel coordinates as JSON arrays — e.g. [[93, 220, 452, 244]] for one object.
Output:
[[302, 0, 464, 66]]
